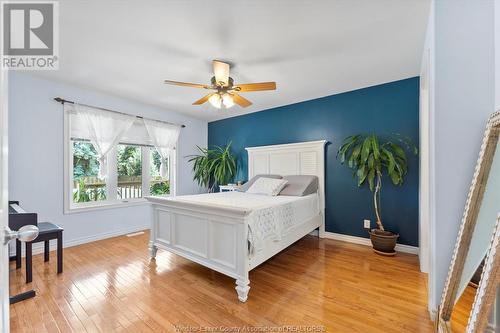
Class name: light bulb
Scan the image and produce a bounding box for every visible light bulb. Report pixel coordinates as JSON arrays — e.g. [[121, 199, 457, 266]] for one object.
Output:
[[208, 94, 222, 109], [222, 93, 235, 108]]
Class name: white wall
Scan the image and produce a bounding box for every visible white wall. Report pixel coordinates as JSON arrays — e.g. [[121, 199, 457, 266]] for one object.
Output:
[[8, 72, 207, 247], [496, 0, 500, 110], [425, 0, 496, 315], [419, 3, 434, 277]]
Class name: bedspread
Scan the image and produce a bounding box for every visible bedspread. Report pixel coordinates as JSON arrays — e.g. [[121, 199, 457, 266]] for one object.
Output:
[[172, 191, 319, 255]]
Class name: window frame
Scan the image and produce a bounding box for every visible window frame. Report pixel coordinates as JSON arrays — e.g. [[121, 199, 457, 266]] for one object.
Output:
[[63, 110, 176, 214]]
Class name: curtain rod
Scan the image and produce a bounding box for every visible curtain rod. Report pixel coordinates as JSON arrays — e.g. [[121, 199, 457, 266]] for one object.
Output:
[[53, 97, 186, 128]]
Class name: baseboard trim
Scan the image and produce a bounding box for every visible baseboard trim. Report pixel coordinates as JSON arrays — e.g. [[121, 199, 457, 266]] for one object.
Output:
[[429, 307, 437, 321], [10, 224, 150, 257], [321, 231, 419, 255], [11, 226, 418, 257]]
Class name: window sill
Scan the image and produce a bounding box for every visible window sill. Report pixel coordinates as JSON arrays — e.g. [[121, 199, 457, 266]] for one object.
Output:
[[65, 198, 151, 214]]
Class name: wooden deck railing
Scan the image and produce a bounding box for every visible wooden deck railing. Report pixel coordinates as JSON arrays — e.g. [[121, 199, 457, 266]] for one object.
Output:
[[74, 176, 167, 200], [117, 179, 142, 199]]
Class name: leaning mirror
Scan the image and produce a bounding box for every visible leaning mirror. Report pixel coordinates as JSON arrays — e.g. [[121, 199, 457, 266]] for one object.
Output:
[[438, 111, 500, 332], [466, 215, 500, 332]]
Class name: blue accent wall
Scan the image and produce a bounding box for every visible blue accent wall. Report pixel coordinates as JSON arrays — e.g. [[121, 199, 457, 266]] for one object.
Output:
[[208, 77, 419, 246]]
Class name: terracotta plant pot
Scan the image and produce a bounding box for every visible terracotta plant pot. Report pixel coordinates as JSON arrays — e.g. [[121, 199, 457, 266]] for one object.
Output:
[[369, 229, 399, 256]]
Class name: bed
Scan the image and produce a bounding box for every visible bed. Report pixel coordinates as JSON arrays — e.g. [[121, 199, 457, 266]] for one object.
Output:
[[146, 140, 326, 302]]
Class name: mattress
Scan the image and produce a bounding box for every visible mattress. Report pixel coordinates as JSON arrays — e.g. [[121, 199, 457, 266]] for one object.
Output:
[[171, 191, 320, 254]]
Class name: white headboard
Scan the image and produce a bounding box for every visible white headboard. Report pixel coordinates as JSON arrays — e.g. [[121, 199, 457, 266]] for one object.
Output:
[[245, 140, 327, 235]]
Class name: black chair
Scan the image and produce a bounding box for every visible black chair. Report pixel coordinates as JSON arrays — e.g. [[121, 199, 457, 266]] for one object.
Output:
[[25, 222, 63, 283]]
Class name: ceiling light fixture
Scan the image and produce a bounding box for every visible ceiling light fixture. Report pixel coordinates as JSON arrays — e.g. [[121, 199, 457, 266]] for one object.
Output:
[[208, 94, 222, 109], [164, 60, 277, 109], [222, 93, 235, 108]]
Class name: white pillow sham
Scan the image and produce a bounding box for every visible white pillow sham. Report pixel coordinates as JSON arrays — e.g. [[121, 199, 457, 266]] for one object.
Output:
[[246, 177, 288, 196]]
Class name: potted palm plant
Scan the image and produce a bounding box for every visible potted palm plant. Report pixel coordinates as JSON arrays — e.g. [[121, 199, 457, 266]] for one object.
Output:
[[337, 134, 417, 255], [188, 142, 237, 192]]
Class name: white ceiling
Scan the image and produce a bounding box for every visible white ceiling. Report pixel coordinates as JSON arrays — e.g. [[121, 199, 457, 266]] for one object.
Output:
[[34, 0, 430, 121]]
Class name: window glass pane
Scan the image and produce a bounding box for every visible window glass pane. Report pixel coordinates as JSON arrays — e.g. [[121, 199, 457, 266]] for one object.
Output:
[[149, 149, 170, 196], [72, 140, 106, 203], [117, 145, 142, 199]]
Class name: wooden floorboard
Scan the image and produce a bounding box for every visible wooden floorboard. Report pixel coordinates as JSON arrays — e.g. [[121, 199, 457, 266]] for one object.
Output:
[[450, 284, 475, 332], [9, 231, 436, 332]]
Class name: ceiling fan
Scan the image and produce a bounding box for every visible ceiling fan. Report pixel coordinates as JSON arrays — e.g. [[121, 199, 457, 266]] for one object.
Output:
[[164, 60, 276, 109]]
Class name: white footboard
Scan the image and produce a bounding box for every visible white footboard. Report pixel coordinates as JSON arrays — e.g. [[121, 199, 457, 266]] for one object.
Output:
[[147, 197, 251, 302]]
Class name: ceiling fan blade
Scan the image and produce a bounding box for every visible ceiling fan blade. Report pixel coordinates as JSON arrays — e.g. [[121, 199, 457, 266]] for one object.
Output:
[[192, 93, 214, 105], [233, 82, 276, 92], [213, 60, 230, 86], [232, 94, 252, 108], [164, 80, 209, 89]]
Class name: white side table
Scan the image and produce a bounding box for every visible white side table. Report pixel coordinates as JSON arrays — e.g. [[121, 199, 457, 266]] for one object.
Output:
[[219, 184, 240, 192]]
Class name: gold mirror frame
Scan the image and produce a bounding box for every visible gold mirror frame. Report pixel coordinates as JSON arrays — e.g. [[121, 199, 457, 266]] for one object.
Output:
[[466, 215, 500, 332], [437, 111, 500, 332]]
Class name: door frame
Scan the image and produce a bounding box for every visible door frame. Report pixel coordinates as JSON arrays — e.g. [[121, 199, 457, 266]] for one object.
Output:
[[419, 48, 431, 275], [0, 68, 10, 331]]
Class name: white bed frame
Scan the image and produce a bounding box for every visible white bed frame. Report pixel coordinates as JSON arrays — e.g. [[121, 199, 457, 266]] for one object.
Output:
[[147, 140, 326, 302]]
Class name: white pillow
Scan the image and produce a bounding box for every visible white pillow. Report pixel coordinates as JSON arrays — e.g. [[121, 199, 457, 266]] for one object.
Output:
[[246, 177, 288, 196]]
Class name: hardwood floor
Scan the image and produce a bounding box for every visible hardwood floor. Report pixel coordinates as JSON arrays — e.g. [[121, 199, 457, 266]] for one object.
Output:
[[9, 231, 435, 332], [450, 284, 475, 332]]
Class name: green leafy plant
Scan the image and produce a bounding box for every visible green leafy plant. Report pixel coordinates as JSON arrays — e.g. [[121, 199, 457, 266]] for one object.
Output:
[[337, 134, 417, 231], [73, 141, 100, 178], [150, 181, 170, 195], [73, 179, 107, 203], [117, 145, 142, 176], [188, 142, 237, 192]]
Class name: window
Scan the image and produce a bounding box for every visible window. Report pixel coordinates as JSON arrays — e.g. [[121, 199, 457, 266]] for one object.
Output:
[[64, 106, 178, 212], [149, 149, 170, 196], [117, 144, 143, 199]]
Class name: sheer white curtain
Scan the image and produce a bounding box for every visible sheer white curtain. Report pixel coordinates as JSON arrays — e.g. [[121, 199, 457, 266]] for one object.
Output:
[[75, 104, 135, 179], [143, 119, 181, 179]]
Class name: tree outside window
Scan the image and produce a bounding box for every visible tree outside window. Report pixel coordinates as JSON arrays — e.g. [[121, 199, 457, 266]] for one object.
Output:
[[72, 141, 106, 203], [117, 145, 142, 199], [149, 149, 170, 196]]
